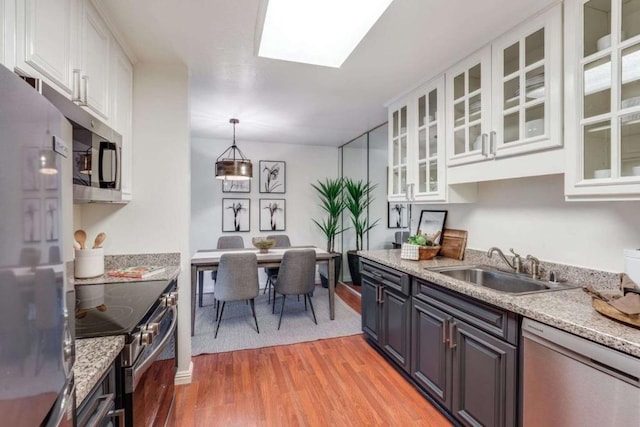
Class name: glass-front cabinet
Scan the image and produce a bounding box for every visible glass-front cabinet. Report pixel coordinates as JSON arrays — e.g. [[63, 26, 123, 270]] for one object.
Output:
[[388, 76, 466, 203], [565, 0, 640, 200], [446, 4, 562, 168]]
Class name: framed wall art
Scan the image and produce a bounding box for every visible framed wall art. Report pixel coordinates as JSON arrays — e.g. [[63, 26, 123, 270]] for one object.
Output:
[[388, 202, 408, 229], [23, 198, 42, 243], [222, 198, 250, 232], [259, 199, 286, 231], [259, 160, 286, 193], [222, 179, 250, 193], [416, 210, 447, 244]]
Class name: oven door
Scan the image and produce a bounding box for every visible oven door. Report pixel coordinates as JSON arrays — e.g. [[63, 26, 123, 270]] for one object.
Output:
[[123, 305, 177, 427]]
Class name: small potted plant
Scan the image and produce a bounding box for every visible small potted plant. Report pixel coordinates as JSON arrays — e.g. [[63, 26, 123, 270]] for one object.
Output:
[[344, 178, 380, 285], [407, 231, 441, 260], [311, 178, 346, 288]]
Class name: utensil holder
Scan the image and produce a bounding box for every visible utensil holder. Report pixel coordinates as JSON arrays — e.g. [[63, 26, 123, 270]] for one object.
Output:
[[75, 248, 104, 278]]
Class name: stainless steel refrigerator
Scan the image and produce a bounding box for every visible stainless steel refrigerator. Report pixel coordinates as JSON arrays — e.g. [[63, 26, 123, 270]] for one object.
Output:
[[0, 64, 75, 426]]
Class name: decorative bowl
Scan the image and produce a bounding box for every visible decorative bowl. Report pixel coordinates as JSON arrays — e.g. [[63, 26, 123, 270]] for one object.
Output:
[[418, 245, 441, 260], [252, 237, 276, 253]]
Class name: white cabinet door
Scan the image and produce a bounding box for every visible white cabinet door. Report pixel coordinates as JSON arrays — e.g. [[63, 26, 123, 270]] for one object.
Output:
[[0, 0, 5, 66], [112, 44, 133, 200], [565, 0, 640, 200], [388, 101, 410, 201], [16, 0, 75, 94], [79, 0, 110, 120], [491, 3, 563, 158], [445, 46, 492, 166]]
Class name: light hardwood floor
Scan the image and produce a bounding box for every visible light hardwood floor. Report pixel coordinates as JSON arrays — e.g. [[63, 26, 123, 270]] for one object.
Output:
[[166, 283, 453, 427]]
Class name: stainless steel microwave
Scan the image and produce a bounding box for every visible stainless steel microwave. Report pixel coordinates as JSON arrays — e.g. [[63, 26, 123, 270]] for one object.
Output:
[[40, 81, 123, 203]]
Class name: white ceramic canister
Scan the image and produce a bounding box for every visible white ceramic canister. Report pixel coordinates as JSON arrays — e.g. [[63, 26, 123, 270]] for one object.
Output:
[[74, 248, 105, 278]]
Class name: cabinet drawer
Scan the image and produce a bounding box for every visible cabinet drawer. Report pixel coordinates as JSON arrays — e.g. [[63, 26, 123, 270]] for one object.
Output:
[[361, 259, 410, 296], [413, 278, 518, 345]]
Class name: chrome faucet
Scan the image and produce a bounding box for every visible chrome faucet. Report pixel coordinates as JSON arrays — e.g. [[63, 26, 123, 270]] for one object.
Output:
[[487, 247, 522, 273], [526, 255, 540, 280]]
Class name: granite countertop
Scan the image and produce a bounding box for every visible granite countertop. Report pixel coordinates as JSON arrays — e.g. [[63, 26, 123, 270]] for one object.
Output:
[[72, 252, 181, 285], [74, 336, 125, 405], [73, 265, 181, 285], [358, 249, 640, 358]]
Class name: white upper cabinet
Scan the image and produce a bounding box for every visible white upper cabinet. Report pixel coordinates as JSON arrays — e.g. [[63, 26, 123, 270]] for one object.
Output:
[[78, 0, 110, 120], [565, 0, 640, 200], [388, 76, 477, 203], [446, 4, 564, 183], [0, 0, 6, 67], [15, 0, 76, 94], [111, 43, 133, 200]]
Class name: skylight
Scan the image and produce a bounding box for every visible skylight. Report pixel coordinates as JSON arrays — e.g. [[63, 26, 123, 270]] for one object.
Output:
[[258, 0, 394, 68]]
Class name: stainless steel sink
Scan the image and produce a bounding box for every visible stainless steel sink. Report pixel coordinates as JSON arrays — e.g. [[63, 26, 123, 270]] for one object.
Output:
[[427, 265, 580, 295]]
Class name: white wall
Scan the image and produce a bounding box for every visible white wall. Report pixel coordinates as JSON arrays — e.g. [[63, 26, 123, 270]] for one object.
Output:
[[410, 174, 640, 272], [191, 137, 339, 276], [74, 63, 192, 378]]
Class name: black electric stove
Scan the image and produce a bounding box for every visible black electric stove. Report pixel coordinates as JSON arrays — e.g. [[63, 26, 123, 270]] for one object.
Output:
[[74, 280, 175, 339]]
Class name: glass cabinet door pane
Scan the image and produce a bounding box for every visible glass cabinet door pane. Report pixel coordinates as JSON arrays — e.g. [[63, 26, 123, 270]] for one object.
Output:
[[504, 77, 520, 109], [525, 66, 545, 102], [469, 64, 481, 93], [583, 121, 612, 179], [429, 161, 438, 192], [469, 124, 482, 151], [400, 167, 407, 192], [454, 129, 465, 155], [454, 73, 465, 100], [583, 0, 611, 57], [418, 129, 427, 159], [525, 28, 545, 66], [400, 107, 407, 134], [504, 42, 519, 76], [622, 0, 640, 42], [525, 104, 545, 138], [393, 139, 398, 165], [621, 44, 640, 107], [392, 168, 399, 193], [429, 125, 438, 155], [584, 56, 612, 118], [400, 136, 407, 164], [504, 112, 519, 143], [469, 94, 481, 122], [428, 89, 437, 121], [418, 163, 427, 193], [454, 101, 465, 127], [392, 111, 399, 137], [621, 114, 640, 177], [418, 95, 426, 128]]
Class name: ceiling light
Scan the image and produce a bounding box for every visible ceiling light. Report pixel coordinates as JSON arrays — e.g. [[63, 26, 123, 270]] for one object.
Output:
[[215, 119, 253, 180], [258, 0, 394, 68]]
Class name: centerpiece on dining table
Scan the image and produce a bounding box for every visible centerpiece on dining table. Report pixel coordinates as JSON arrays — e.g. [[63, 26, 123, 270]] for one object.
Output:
[[252, 237, 276, 253]]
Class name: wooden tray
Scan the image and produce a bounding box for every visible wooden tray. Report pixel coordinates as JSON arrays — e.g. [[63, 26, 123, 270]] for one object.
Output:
[[440, 229, 468, 260], [592, 298, 640, 329]]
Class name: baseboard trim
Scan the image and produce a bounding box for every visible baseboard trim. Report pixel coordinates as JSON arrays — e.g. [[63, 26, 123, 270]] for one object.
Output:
[[338, 281, 361, 297], [174, 361, 193, 385]]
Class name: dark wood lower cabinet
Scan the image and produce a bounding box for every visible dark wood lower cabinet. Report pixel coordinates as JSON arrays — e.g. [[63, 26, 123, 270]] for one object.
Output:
[[380, 287, 411, 370]]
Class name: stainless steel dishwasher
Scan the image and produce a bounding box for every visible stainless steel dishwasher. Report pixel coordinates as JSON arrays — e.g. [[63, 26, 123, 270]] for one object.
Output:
[[522, 318, 640, 426]]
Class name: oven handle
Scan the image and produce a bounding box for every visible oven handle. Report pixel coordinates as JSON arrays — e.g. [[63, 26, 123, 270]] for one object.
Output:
[[130, 305, 177, 392]]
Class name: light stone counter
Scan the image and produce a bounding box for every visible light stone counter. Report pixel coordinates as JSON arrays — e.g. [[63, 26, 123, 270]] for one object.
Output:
[[72, 253, 181, 285], [358, 249, 640, 358], [74, 336, 125, 405]]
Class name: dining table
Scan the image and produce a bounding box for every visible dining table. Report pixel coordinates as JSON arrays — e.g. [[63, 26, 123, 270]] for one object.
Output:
[[190, 246, 337, 336]]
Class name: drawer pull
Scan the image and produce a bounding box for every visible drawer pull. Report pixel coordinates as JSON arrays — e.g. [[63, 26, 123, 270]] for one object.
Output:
[[442, 319, 448, 344], [448, 321, 457, 349]]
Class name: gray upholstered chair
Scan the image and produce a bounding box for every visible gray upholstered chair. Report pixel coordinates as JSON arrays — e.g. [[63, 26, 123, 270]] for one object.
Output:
[[198, 236, 244, 307], [213, 252, 260, 338], [272, 249, 317, 330], [264, 234, 291, 302]]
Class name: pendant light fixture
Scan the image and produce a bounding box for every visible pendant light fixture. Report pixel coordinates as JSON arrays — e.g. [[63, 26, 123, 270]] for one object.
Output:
[[215, 118, 253, 180]]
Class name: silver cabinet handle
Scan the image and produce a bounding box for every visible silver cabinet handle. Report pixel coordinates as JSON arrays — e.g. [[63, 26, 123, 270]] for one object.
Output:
[[80, 75, 89, 106], [490, 131, 497, 157], [448, 321, 457, 349], [481, 133, 489, 156], [72, 69, 82, 102]]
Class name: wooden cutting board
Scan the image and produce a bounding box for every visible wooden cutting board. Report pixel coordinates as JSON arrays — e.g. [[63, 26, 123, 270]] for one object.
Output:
[[592, 298, 640, 329], [439, 229, 467, 260]]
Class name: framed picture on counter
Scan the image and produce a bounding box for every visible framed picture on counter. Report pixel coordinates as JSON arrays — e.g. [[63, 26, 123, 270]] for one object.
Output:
[[416, 210, 447, 244], [259, 199, 286, 231], [388, 202, 408, 229], [222, 198, 250, 232]]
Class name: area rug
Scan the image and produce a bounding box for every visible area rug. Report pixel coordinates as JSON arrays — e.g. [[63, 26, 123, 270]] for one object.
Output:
[[191, 286, 361, 356]]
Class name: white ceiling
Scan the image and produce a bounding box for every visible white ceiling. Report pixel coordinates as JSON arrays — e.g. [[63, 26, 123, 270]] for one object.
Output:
[[97, 0, 555, 147]]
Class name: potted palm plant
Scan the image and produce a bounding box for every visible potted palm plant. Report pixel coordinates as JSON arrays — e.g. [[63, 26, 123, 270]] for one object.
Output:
[[311, 178, 346, 288], [344, 178, 379, 286]]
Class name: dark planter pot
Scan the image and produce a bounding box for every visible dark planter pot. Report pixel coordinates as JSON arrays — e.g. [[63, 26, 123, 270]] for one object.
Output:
[[347, 250, 361, 286], [320, 252, 342, 288]]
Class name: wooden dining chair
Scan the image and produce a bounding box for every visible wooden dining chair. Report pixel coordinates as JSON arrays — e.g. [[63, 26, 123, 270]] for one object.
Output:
[[264, 234, 291, 302], [198, 236, 244, 307], [272, 249, 317, 330], [213, 252, 260, 338]]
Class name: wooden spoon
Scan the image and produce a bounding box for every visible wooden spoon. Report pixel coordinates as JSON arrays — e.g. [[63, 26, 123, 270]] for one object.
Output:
[[93, 232, 107, 249], [74, 229, 87, 250]]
